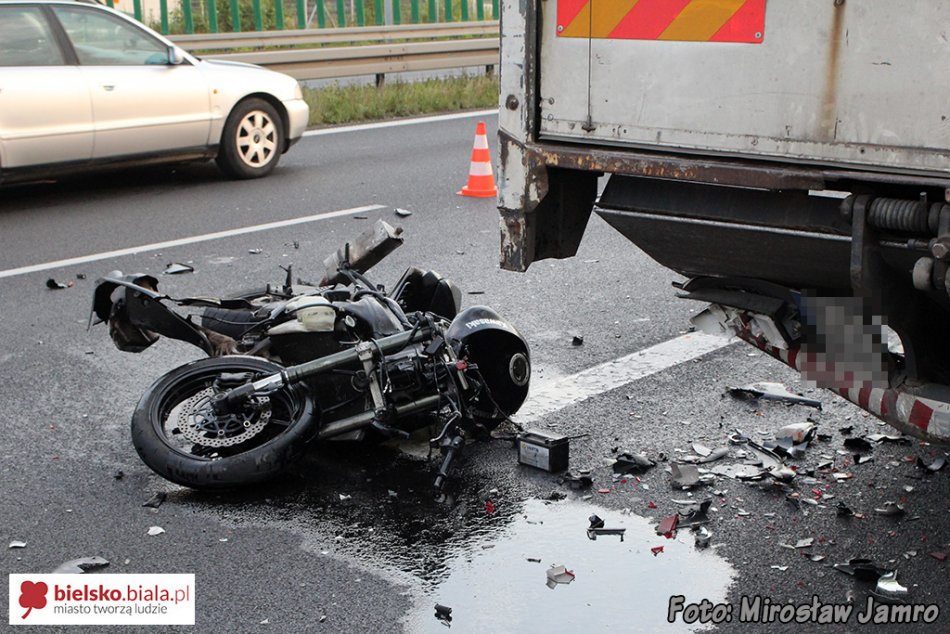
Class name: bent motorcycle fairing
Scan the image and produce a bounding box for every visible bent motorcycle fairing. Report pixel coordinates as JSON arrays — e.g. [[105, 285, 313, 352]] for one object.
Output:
[[91, 221, 530, 492]]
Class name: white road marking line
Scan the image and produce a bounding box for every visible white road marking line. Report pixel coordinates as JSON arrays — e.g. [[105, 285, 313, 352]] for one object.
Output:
[[0, 204, 387, 279], [303, 109, 497, 137], [518, 332, 734, 424]]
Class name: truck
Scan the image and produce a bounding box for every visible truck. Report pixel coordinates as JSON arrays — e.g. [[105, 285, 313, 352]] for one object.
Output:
[[497, 0, 950, 444]]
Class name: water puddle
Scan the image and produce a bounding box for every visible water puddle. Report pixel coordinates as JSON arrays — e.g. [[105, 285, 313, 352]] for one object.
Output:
[[403, 498, 736, 632]]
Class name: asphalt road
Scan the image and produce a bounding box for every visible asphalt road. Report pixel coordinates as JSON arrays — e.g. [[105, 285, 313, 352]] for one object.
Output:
[[0, 113, 947, 633]]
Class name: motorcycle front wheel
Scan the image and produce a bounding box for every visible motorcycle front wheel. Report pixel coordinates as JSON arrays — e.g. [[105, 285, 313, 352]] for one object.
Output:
[[131, 356, 318, 490]]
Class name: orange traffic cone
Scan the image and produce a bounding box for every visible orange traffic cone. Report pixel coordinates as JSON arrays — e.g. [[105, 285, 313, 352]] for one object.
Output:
[[457, 121, 497, 198]]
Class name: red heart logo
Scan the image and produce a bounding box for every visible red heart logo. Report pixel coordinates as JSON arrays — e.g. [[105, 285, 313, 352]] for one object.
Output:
[[19, 581, 48, 619]]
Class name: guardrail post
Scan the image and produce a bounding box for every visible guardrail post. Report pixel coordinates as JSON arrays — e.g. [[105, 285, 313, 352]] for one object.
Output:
[[105, 0, 113, 7], [160, 0, 168, 33], [491, 0, 497, 19], [442, 0, 451, 21], [392, 0, 400, 24], [183, 0, 194, 33], [274, 0, 285, 29], [336, 0, 345, 26], [316, 0, 327, 29], [252, 0, 263, 30], [426, 0, 435, 22], [410, 0, 419, 23], [374, 0, 383, 25], [133, 0, 142, 21], [460, 0, 468, 21], [230, 0, 241, 31], [207, 0, 218, 32], [355, 0, 365, 26]]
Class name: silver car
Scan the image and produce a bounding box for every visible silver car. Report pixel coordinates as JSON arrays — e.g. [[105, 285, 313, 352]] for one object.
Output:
[[0, 0, 309, 184]]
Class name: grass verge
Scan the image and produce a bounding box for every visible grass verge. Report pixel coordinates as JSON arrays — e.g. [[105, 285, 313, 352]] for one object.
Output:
[[302, 73, 498, 127]]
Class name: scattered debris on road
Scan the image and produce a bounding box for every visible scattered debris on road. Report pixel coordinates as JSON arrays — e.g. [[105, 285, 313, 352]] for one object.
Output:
[[395, 208, 413, 217], [147, 526, 166, 536], [612, 452, 655, 475], [142, 492, 167, 509], [727, 382, 822, 408], [46, 278, 73, 290], [162, 263, 193, 275], [8, 540, 26, 549], [545, 565, 575, 588], [572, 335, 584, 346], [433, 604, 452, 625], [53, 556, 109, 574]]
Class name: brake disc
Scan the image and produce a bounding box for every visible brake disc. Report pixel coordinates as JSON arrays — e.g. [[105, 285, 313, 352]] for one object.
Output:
[[176, 388, 271, 448]]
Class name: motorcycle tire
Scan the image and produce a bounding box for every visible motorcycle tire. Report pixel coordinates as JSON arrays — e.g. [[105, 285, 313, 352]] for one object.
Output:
[[131, 356, 318, 490]]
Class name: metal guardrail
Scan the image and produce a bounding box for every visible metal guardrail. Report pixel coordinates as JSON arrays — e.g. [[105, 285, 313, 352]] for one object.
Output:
[[170, 20, 498, 51], [173, 23, 500, 81]]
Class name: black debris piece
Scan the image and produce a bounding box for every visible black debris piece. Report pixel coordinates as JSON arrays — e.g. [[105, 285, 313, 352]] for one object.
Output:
[[727, 382, 822, 408], [572, 336, 584, 346], [353, 215, 368, 220], [526, 557, 542, 563], [434, 604, 452, 626], [163, 263, 194, 275], [467, 291, 485, 295], [833, 558, 891, 582], [545, 490, 567, 501], [836, 501, 855, 518], [142, 492, 167, 509], [677, 500, 712, 527], [563, 472, 593, 489], [53, 556, 110, 574], [46, 278, 71, 290], [113, 470, 124, 480], [917, 456, 947, 472], [843, 437, 873, 453], [76, 273, 87, 280], [839, 425, 854, 435], [588, 514, 605, 529], [612, 452, 656, 474], [817, 433, 833, 441]]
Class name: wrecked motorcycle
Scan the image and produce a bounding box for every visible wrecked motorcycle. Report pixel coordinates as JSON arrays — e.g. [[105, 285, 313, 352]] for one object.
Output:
[[91, 221, 530, 491]]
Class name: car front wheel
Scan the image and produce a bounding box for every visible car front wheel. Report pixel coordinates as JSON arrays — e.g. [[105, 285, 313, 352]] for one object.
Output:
[[216, 98, 285, 179]]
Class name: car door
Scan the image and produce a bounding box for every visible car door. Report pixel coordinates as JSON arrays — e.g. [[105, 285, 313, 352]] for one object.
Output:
[[50, 4, 211, 160], [0, 4, 93, 169]]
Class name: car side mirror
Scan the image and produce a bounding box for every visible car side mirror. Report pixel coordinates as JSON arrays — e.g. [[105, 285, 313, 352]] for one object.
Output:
[[167, 45, 184, 65]]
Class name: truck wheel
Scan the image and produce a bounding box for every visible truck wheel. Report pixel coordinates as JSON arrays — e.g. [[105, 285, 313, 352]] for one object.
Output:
[[216, 98, 284, 179]]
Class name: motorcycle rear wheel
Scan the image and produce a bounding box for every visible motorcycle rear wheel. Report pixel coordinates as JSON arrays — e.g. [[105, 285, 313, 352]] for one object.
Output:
[[131, 356, 317, 490]]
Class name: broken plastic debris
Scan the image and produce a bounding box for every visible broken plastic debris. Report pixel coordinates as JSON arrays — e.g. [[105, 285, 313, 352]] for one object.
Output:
[[545, 565, 576, 588], [836, 502, 855, 517], [163, 263, 193, 275], [795, 538, 815, 549], [670, 463, 701, 489], [650, 546, 664, 556], [147, 526, 165, 536], [697, 447, 729, 464], [875, 571, 909, 597], [587, 515, 626, 541], [917, 456, 946, 472], [53, 556, 109, 574], [692, 443, 712, 457], [434, 604, 452, 625], [694, 526, 712, 548], [588, 514, 605, 529], [395, 208, 413, 217], [485, 500, 496, 515], [929, 551, 947, 562], [771, 565, 789, 571], [339, 494, 352, 501], [248, 248, 263, 255], [571, 335, 584, 346], [142, 492, 167, 509], [866, 433, 909, 444], [46, 278, 73, 290], [776, 422, 817, 443], [9, 541, 26, 549], [874, 502, 906, 517], [612, 452, 656, 475], [656, 515, 679, 537], [728, 382, 822, 408]]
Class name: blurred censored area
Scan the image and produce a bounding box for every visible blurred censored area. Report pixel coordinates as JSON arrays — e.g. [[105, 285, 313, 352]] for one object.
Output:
[[799, 294, 893, 390]]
